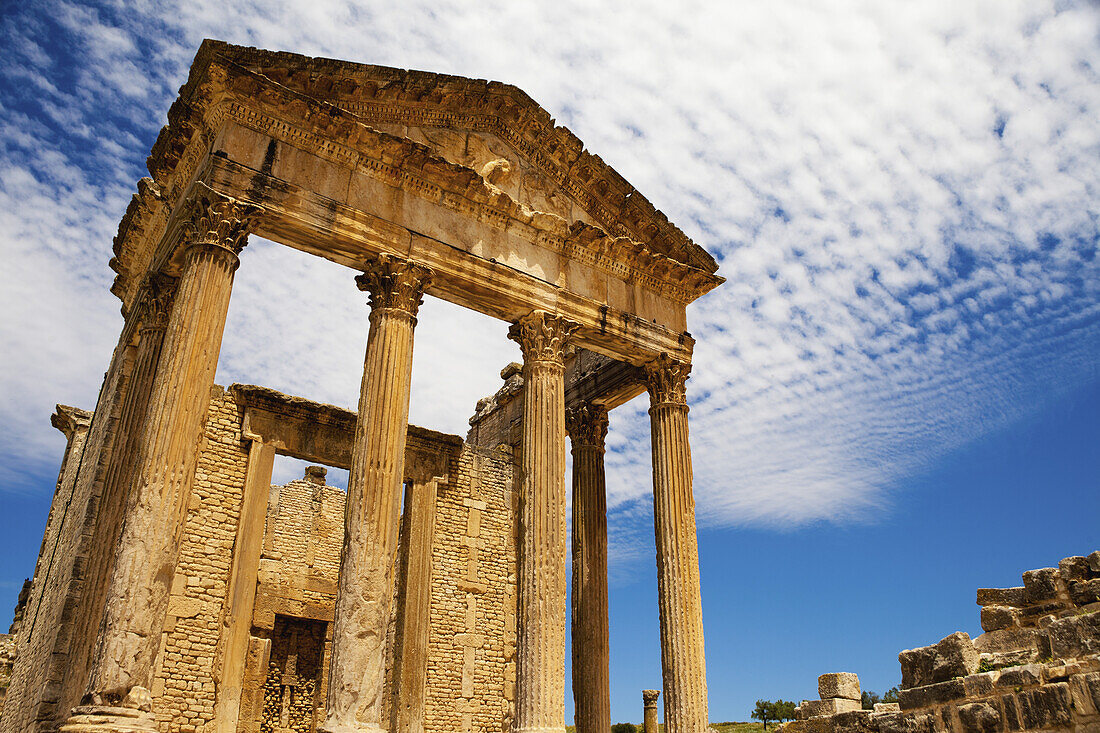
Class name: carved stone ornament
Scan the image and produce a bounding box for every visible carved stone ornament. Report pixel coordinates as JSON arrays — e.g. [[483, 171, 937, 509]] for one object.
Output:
[[354, 254, 434, 317], [644, 353, 691, 407], [136, 273, 178, 331], [507, 310, 579, 366], [179, 183, 261, 256], [643, 689, 661, 705], [565, 402, 609, 449]]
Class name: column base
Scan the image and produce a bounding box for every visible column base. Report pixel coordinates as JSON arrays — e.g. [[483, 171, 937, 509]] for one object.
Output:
[[59, 687, 157, 733]]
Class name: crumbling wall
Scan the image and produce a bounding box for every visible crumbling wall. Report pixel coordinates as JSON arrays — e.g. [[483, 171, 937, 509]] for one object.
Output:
[[786, 551, 1100, 733]]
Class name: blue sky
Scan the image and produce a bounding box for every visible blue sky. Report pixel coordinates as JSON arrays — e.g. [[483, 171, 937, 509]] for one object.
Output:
[[1, 0, 1098, 725]]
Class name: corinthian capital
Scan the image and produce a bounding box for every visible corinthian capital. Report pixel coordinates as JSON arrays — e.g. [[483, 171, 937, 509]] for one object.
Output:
[[179, 183, 261, 256], [507, 310, 579, 366], [644, 353, 691, 406], [566, 402, 609, 449], [135, 273, 178, 331], [355, 254, 434, 317]]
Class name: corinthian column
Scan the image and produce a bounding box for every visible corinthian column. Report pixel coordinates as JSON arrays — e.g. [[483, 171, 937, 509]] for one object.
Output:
[[645, 354, 709, 733], [566, 403, 611, 733], [320, 255, 432, 733], [509, 310, 578, 733], [63, 185, 259, 733]]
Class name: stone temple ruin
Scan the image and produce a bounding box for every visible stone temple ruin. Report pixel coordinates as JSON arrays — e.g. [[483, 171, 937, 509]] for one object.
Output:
[[0, 41, 724, 733], [786, 552, 1100, 733]]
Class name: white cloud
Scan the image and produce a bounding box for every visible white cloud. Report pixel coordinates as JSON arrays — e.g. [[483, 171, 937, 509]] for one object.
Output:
[[1, 1, 1098, 575]]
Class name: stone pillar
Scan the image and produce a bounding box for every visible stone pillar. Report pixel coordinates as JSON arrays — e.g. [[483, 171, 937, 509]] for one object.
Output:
[[645, 354, 709, 733], [212, 438, 276, 732], [508, 310, 578, 733], [391, 479, 439, 733], [319, 255, 432, 733], [63, 186, 259, 733], [643, 690, 660, 733], [566, 403, 611, 733]]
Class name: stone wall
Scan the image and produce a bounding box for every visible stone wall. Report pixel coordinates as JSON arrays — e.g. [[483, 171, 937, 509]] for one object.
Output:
[[786, 552, 1100, 733]]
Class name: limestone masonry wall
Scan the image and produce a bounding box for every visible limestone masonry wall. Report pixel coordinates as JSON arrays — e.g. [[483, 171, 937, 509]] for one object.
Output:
[[787, 551, 1100, 733]]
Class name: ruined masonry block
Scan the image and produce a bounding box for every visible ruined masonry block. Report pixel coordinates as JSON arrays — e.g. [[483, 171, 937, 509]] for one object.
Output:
[[802, 698, 862, 718], [899, 632, 979, 690], [957, 701, 1001, 733], [1069, 578, 1100, 606], [1069, 672, 1100, 716], [1046, 611, 1100, 659], [980, 606, 1017, 633], [898, 679, 966, 711], [995, 664, 1042, 688], [819, 672, 861, 701], [1016, 682, 1071, 730], [875, 711, 935, 733], [977, 587, 1027, 608], [831, 710, 875, 733], [1022, 568, 1061, 603], [873, 703, 900, 713], [1089, 551, 1100, 574], [1059, 556, 1092, 583]]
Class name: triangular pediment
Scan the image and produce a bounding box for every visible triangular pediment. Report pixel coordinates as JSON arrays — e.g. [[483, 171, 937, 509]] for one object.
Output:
[[193, 41, 718, 275]]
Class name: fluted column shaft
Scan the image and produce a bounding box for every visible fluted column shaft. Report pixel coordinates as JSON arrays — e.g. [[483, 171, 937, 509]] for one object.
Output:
[[567, 404, 611, 733], [84, 187, 259, 708], [321, 255, 432, 733], [646, 355, 709, 733], [509, 311, 578, 733]]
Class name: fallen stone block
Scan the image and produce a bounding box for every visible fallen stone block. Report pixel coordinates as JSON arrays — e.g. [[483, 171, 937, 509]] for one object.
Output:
[[1060, 556, 1092, 583], [1069, 578, 1100, 606], [1016, 682, 1071, 730], [1022, 568, 1061, 603], [977, 587, 1028, 608], [980, 606, 1017, 633], [874, 703, 900, 713], [1046, 611, 1100, 660], [957, 701, 1001, 733], [899, 632, 979, 689], [1088, 551, 1100, 574], [995, 664, 1042, 689], [875, 711, 935, 733], [802, 698, 862, 717], [898, 679, 966, 710], [819, 672, 861, 701]]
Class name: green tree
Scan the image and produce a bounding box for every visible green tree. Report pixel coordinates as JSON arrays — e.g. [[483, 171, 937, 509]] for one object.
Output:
[[752, 700, 776, 729], [861, 691, 881, 710], [882, 686, 900, 704], [611, 724, 638, 733]]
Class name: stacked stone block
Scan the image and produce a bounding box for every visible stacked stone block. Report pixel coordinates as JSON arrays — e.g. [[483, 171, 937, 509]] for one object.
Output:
[[782, 552, 1100, 733], [798, 674, 863, 719]]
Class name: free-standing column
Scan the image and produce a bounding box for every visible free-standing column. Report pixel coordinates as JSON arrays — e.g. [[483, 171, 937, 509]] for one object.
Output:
[[320, 255, 432, 733], [645, 354, 709, 733], [566, 403, 611, 733], [508, 310, 578, 733], [643, 690, 661, 733], [65, 186, 259, 730]]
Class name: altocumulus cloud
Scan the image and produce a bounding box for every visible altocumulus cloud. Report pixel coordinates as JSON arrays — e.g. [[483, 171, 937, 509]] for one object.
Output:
[[1, 2, 1098, 557]]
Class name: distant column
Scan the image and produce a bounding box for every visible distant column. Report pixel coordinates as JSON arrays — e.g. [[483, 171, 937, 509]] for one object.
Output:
[[509, 311, 578, 733], [643, 690, 661, 733], [646, 354, 709, 733], [64, 185, 259, 732], [319, 255, 432, 733], [567, 402, 611, 733]]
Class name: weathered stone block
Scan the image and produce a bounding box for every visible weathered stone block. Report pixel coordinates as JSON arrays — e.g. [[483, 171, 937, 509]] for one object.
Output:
[[1060, 556, 1092, 583], [996, 664, 1042, 688], [973, 627, 1044, 656], [1022, 568, 1061, 603], [802, 698, 862, 717], [980, 606, 1017, 633], [898, 679, 966, 710], [962, 672, 997, 697], [1069, 672, 1100, 716], [957, 701, 1001, 733], [977, 588, 1028, 608], [1088, 551, 1100, 575], [1069, 579, 1100, 606], [1016, 682, 1071, 730], [899, 632, 979, 689], [1046, 611, 1100, 659], [820, 673, 862, 701], [874, 703, 901, 713], [875, 711, 935, 733], [832, 710, 874, 733]]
